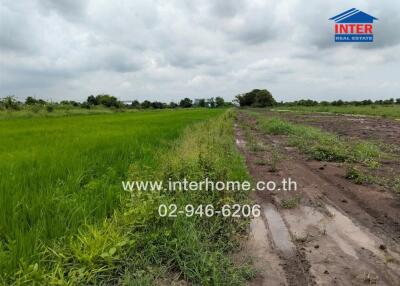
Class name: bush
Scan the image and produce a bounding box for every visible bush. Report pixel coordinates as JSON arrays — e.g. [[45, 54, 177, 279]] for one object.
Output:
[[46, 105, 54, 112], [215, 97, 225, 107]]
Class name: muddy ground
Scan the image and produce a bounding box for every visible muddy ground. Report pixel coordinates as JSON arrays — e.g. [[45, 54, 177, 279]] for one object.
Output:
[[235, 111, 400, 286]]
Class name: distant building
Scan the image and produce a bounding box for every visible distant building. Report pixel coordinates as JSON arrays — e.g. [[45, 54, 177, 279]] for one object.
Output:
[[122, 100, 133, 105], [194, 98, 214, 107]]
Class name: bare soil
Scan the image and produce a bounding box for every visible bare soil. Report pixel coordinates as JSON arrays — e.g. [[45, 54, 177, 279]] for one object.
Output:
[[256, 109, 400, 195], [235, 112, 400, 286], [268, 110, 400, 146]]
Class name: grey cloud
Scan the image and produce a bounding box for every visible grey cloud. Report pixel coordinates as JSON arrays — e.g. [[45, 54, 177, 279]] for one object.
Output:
[[355, 4, 400, 49], [0, 4, 39, 53], [0, 0, 399, 102], [211, 0, 244, 18], [38, 0, 89, 21]]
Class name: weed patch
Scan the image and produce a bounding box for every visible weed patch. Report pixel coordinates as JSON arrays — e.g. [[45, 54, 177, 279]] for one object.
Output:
[[280, 196, 301, 209]]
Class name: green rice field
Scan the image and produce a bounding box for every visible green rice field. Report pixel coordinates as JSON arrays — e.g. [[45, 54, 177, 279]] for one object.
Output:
[[0, 109, 226, 282]]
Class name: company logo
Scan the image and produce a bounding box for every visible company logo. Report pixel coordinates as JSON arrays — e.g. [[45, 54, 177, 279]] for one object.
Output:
[[329, 8, 378, 42]]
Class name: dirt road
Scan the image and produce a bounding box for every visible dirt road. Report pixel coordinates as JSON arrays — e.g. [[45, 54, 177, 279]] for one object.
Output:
[[235, 111, 400, 286]]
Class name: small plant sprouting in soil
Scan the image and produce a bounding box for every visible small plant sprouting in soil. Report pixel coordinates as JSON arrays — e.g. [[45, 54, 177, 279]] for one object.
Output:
[[280, 196, 301, 209], [392, 178, 400, 194], [294, 233, 310, 243], [345, 164, 374, 185], [269, 148, 281, 172], [357, 272, 379, 284], [249, 142, 266, 152], [255, 158, 267, 166]]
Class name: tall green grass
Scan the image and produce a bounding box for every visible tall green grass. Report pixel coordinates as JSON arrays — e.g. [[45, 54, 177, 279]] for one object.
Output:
[[273, 105, 400, 119], [0, 109, 222, 280], [3, 109, 253, 285], [0, 105, 118, 119]]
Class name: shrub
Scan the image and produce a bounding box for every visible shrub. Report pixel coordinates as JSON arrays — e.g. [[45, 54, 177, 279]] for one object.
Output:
[[46, 105, 54, 112]]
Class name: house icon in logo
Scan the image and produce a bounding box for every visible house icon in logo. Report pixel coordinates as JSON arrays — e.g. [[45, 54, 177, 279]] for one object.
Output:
[[329, 8, 378, 42]]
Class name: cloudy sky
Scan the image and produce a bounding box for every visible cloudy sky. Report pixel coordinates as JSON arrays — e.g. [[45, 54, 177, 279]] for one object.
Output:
[[0, 0, 399, 103]]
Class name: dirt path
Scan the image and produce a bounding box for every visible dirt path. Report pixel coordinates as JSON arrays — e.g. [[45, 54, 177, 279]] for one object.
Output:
[[235, 112, 400, 286]]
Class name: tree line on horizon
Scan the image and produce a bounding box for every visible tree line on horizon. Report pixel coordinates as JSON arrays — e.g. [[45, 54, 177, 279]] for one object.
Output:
[[278, 98, 400, 107], [1, 90, 399, 111], [0, 95, 229, 111], [234, 89, 400, 107]]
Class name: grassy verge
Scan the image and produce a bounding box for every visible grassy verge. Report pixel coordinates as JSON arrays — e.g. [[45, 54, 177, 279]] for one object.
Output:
[[4, 110, 253, 285], [272, 105, 400, 119]]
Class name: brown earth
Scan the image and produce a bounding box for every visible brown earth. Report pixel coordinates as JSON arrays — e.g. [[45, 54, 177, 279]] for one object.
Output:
[[254, 109, 400, 195], [235, 111, 400, 286], [266, 110, 400, 146]]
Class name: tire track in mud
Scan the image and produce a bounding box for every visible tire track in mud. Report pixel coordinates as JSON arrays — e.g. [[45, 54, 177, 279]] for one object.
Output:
[[235, 112, 400, 286], [235, 123, 315, 286], [297, 160, 400, 246]]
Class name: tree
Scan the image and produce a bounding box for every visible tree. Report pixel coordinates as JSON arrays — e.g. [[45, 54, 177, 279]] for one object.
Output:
[[151, 101, 165, 109], [131, 100, 140, 108], [1, 96, 19, 110], [253, 90, 276, 107], [198, 99, 206, 107], [209, 97, 215, 108], [96, 94, 119, 107], [383, 98, 394, 105], [297, 99, 318, 106], [60, 100, 79, 106], [87, 95, 98, 105], [169, 102, 178, 108], [215, 97, 225, 107], [361, 100, 373, 105], [235, 89, 276, 107], [235, 90, 257, 106], [85, 94, 121, 108], [396, 98, 400, 104], [332, 100, 344, 106], [141, 100, 151, 109], [179, 98, 193, 108], [25, 96, 38, 105]]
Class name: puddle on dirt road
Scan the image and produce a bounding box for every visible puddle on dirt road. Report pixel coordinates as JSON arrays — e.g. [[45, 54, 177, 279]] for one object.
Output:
[[283, 204, 400, 285], [284, 204, 384, 259], [325, 205, 379, 259], [263, 203, 296, 257], [234, 124, 247, 148], [245, 216, 288, 286]]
